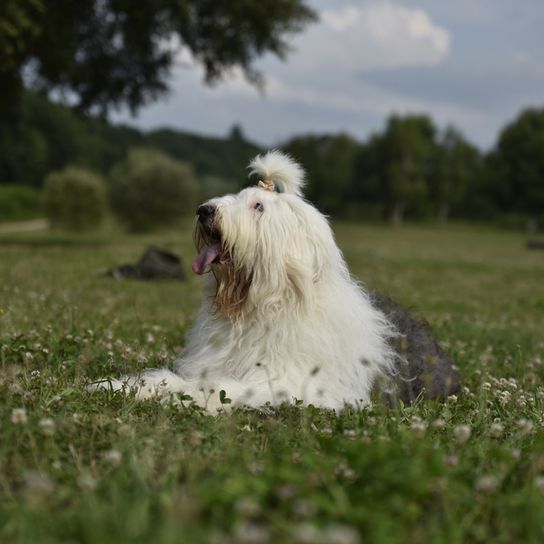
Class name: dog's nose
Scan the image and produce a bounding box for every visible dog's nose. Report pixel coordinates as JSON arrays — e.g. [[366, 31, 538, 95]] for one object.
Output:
[[197, 204, 215, 223]]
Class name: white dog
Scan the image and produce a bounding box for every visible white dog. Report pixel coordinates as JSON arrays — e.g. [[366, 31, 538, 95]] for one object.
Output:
[[92, 151, 457, 411]]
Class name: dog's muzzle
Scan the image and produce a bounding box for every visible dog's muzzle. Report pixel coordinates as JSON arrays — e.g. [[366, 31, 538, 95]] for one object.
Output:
[[197, 204, 216, 225], [193, 204, 222, 275]]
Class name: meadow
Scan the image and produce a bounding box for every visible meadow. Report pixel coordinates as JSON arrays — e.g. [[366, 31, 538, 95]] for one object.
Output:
[[0, 222, 543, 543]]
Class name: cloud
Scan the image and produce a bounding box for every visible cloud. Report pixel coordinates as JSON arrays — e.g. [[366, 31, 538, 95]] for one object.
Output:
[[319, 2, 451, 70]]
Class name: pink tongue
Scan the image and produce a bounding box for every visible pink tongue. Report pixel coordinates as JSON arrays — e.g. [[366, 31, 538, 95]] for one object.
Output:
[[192, 243, 221, 275]]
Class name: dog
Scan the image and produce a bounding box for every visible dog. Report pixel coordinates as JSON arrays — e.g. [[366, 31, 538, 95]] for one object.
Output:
[[91, 151, 459, 410]]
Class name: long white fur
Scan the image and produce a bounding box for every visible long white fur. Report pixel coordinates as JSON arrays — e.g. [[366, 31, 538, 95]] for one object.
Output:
[[90, 152, 397, 412]]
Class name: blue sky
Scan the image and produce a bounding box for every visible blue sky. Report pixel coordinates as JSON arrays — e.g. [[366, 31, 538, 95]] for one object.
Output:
[[113, 0, 544, 150]]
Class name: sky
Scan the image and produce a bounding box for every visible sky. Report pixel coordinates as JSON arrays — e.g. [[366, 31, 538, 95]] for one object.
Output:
[[113, 0, 544, 150]]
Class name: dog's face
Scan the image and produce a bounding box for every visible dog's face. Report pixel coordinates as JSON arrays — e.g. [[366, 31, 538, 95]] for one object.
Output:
[[193, 183, 336, 318]]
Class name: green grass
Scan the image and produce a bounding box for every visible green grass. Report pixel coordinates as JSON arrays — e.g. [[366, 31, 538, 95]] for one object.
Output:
[[1, 223, 543, 543]]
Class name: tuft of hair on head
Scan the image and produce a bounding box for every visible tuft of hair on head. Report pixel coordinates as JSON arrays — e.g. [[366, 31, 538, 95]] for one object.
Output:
[[248, 150, 306, 197]]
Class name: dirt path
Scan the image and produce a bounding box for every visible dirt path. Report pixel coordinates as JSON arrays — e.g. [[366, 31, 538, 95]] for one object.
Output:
[[0, 219, 48, 234]]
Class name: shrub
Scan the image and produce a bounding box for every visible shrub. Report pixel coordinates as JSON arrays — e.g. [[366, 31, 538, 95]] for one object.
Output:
[[109, 148, 198, 232], [0, 185, 41, 222], [42, 167, 107, 230]]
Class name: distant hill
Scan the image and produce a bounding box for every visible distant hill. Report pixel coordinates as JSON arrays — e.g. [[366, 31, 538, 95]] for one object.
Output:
[[0, 92, 261, 187]]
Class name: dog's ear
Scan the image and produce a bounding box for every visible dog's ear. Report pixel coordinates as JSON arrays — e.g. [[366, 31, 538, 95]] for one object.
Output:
[[248, 150, 306, 196]]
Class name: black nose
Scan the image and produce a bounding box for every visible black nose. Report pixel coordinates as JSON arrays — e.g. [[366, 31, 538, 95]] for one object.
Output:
[[197, 204, 215, 223]]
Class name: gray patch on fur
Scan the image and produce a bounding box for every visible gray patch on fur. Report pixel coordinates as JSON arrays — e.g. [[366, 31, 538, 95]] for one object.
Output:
[[370, 292, 461, 404]]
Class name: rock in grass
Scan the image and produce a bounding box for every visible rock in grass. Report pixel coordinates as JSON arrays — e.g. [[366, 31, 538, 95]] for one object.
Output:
[[106, 246, 186, 281]]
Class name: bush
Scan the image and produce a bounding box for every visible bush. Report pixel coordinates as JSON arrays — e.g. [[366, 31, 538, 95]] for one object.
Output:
[[42, 167, 107, 230], [0, 185, 41, 222], [109, 148, 198, 232]]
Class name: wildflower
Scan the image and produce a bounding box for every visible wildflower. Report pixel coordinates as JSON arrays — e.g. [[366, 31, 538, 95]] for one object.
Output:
[[23, 471, 55, 504], [444, 454, 459, 467], [534, 476, 544, 493], [489, 422, 504, 439], [517, 418, 534, 434], [292, 499, 318, 518], [233, 521, 270, 544], [276, 484, 296, 500], [78, 472, 98, 492], [103, 449, 122, 467], [453, 424, 472, 445], [498, 390, 511, 406], [511, 449, 521, 459], [475, 475, 498, 494], [39, 418, 55, 437], [431, 418, 447, 430], [292, 523, 321, 544], [343, 429, 357, 439], [410, 421, 427, 438], [322, 524, 360, 544], [235, 497, 261, 518], [11, 408, 28, 425]]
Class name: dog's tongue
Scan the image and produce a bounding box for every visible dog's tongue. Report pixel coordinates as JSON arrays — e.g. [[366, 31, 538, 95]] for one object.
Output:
[[192, 243, 221, 275]]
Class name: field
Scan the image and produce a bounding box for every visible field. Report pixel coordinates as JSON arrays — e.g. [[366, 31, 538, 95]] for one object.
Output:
[[1, 223, 543, 543]]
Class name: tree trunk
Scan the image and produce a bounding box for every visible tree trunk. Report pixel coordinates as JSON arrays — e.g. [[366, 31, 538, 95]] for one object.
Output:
[[526, 215, 538, 235], [391, 202, 405, 225], [437, 202, 450, 224]]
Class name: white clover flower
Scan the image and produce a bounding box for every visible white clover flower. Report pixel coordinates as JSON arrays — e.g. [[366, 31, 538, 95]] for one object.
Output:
[[322, 524, 360, 544], [39, 418, 55, 436], [234, 497, 261, 518], [489, 422, 504, 439], [517, 418, 534, 434], [103, 449, 122, 467], [444, 454, 458, 467], [431, 418, 447, 431], [475, 475, 498, 494], [292, 523, 321, 544], [78, 472, 98, 492], [23, 471, 55, 502], [534, 476, 544, 493], [233, 521, 270, 544], [11, 408, 28, 425], [453, 424, 472, 445], [410, 421, 427, 438]]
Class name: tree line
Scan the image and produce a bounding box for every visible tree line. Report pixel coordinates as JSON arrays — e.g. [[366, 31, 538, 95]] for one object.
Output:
[[0, 91, 543, 231], [284, 112, 544, 230]]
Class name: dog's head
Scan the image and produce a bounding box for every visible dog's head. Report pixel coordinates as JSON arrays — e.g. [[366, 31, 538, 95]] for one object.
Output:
[[192, 151, 341, 318]]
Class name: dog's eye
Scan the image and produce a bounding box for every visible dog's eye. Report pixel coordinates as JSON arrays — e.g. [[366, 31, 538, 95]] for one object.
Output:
[[253, 202, 264, 212]]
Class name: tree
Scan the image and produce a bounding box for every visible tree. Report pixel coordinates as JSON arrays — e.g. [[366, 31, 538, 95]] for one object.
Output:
[[491, 108, 544, 232], [381, 115, 437, 224], [0, 0, 315, 115], [433, 126, 481, 223], [283, 133, 359, 214]]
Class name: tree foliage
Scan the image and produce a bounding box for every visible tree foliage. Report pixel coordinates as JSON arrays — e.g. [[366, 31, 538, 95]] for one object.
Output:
[[283, 134, 359, 214], [490, 108, 544, 230], [0, 0, 316, 115]]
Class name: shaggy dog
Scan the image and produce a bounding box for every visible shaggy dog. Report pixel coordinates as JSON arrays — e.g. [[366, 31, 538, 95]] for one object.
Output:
[[92, 151, 459, 410]]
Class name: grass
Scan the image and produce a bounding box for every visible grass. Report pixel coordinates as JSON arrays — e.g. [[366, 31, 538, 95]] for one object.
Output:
[[1, 222, 543, 543]]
